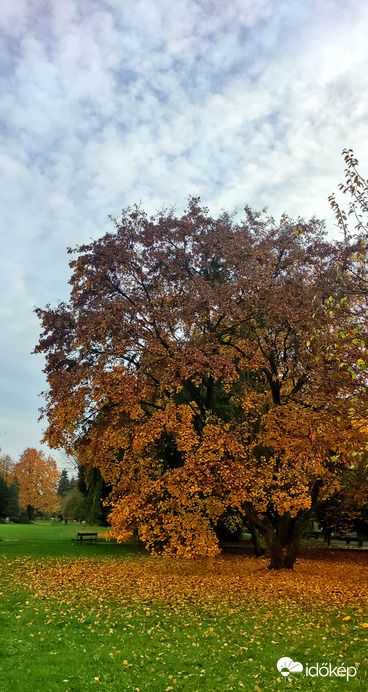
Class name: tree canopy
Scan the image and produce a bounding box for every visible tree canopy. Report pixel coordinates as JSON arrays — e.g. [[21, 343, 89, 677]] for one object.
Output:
[[35, 159, 368, 568], [14, 448, 60, 520]]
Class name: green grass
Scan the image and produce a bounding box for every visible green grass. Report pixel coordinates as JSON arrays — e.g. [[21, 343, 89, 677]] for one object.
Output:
[[0, 523, 367, 691], [0, 521, 143, 558]]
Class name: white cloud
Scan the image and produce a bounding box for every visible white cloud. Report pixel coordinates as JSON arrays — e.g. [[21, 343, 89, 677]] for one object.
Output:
[[0, 0, 368, 461]]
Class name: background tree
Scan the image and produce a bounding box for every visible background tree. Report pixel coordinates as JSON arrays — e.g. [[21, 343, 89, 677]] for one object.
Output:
[[77, 465, 110, 525], [0, 451, 19, 520], [35, 197, 367, 568], [58, 463, 109, 525], [316, 449, 368, 541], [57, 468, 75, 497], [14, 448, 60, 520], [60, 467, 109, 525], [61, 486, 86, 523], [0, 451, 14, 482], [0, 475, 9, 517], [5, 478, 20, 519]]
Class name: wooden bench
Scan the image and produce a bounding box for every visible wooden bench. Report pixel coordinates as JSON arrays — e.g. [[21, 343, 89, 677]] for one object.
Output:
[[77, 531, 98, 543], [336, 532, 365, 547], [322, 531, 365, 547], [219, 540, 250, 554]]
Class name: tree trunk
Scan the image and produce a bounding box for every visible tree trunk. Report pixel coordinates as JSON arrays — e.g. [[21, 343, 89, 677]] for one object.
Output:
[[278, 512, 291, 548], [27, 504, 34, 521], [247, 518, 265, 557], [263, 524, 285, 569], [324, 529, 331, 546], [244, 493, 320, 570], [284, 524, 302, 569], [244, 502, 285, 569], [284, 500, 320, 569]]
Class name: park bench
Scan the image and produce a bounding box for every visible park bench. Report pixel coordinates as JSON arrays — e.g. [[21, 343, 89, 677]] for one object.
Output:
[[219, 540, 250, 554], [332, 532, 365, 547], [309, 528, 366, 547], [77, 531, 98, 543]]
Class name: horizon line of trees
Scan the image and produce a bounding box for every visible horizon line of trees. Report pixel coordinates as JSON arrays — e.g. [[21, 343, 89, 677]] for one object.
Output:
[[0, 448, 108, 525]]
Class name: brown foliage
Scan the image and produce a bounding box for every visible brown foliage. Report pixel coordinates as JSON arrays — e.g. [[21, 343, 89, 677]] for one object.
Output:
[[35, 195, 368, 567], [14, 448, 60, 518], [0, 450, 14, 482]]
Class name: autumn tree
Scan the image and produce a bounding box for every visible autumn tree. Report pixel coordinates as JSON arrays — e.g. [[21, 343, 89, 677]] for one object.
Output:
[[328, 149, 368, 449], [14, 448, 60, 520], [0, 450, 14, 482], [329, 148, 368, 240], [35, 196, 367, 568]]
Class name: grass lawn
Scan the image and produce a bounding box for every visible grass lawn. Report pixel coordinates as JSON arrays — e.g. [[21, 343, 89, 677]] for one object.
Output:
[[0, 523, 367, 691], [0, 521, 141, 559]]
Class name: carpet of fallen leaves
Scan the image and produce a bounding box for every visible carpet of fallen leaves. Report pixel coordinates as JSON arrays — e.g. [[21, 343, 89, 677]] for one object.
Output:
[[1, 549, 367, 614]]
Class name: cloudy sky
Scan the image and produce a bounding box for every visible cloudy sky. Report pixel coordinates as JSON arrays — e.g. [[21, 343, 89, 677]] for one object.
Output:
[[1, 0, 368, 470]]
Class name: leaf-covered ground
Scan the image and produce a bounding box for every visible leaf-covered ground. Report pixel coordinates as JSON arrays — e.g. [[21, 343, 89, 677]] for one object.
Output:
[[1, 545, 367, 691], [3, 549, 368, 611]]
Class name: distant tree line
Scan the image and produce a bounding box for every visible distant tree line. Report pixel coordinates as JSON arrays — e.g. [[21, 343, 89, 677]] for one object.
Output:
[[0, 448, 109, 526]]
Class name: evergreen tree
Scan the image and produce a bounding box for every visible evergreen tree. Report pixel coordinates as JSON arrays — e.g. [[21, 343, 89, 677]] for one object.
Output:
[[57, 468, 72, 497], [0, 475, 20, 519], [6, 479, 20, 518], [0, 475, 9, 516]]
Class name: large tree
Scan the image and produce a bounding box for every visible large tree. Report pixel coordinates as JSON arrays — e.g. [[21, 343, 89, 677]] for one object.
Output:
[[14, 448, 60, 520], [35, 196, 367, 568]]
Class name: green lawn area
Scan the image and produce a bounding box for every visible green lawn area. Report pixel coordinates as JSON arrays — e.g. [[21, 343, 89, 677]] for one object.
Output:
[[0, 523, 367, 691], [0, 521, 141, 558]]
